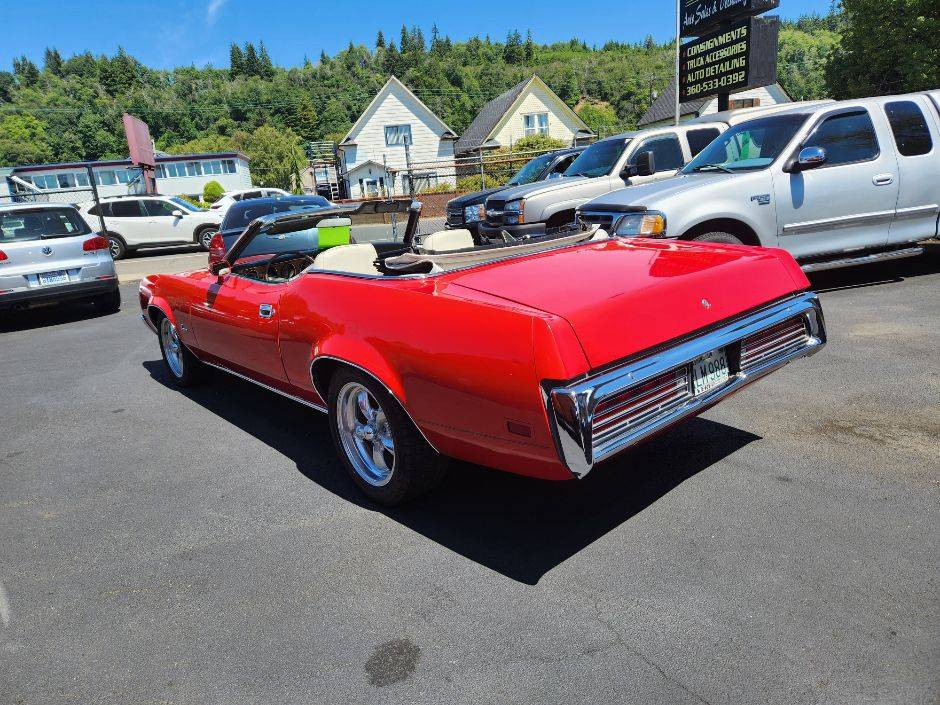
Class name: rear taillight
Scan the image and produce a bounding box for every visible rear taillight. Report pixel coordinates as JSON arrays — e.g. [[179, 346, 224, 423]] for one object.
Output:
[[208, 233, 226, 265], [83, 235, 110, 252]]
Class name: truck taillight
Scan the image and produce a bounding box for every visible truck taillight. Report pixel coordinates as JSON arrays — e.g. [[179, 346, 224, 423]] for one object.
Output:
[[83, 235, 110, 252], [208, 233, 226, 265]]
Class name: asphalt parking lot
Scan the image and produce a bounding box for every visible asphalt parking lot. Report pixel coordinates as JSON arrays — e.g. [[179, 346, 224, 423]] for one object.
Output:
[[1, 245, 938, 704]]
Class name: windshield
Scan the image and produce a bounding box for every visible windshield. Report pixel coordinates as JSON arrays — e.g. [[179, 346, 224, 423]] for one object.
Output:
[[509, 153, 555, 185], [0, 207, 91, 242], [683, 114, 810, 173], [171, 197, 204, 212], [222, 196, 331, 230], [563, 139, 630, 178]]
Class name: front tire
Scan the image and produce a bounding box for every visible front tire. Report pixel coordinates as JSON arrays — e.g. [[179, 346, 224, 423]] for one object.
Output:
[[92, 288, 121, 314], [328, 368, 446, 506], [691, 231, 745, 246], [196, 226, 218, 251], [158, 315, 204, 387]]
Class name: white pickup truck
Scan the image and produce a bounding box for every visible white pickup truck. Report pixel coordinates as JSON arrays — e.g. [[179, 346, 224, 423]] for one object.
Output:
[[579, 91, 940, 271]]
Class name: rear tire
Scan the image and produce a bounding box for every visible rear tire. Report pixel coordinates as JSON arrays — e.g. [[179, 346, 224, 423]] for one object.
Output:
[[93, 289, 121, 314], [157, 314, 204, 387], [196, 226, 218, 251], [328, 368, 447, 506], [107, 234, 127, 260], [691, 231, 745, 246]]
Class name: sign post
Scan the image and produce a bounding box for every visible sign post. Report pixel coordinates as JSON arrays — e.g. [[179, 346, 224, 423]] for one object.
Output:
[[122, 113, 157, 194]]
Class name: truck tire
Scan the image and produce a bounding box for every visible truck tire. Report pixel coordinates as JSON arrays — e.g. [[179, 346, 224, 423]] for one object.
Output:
[[692, 231, 745, 246], [329, 367, 447, 506]]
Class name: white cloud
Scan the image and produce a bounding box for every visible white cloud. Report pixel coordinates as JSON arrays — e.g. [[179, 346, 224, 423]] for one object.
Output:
[[206, 0, 228, 25]]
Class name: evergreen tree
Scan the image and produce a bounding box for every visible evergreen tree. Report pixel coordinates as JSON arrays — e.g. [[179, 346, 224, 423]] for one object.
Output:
[[410, 26, 425, 54], [244, 42, 261, 76], [644, 34, 655, 50], [524, 31, 535, 63], [399, 25, 410, 54], [229, 43, 244, 78], [12, 56, 40, 86], [504, 30, 524, 64], [258, 41, 275, 78], [376, 30, 386, 49], [43, 48, 63, 76]]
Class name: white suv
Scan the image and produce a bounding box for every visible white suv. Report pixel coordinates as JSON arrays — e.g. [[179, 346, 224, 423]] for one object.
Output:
[[78, 196, 222, 259], [209, 188, 290, 214]]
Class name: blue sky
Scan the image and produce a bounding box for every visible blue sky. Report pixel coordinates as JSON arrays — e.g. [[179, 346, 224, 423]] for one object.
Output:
[[1, 0, 835, 70]]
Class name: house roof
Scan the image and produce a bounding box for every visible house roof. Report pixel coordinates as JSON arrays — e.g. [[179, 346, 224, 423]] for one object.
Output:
[[638, 83, 709, 127], [340, 76, 457, 147], [454, 75, 593, 154], [10, 152, 250, 173]]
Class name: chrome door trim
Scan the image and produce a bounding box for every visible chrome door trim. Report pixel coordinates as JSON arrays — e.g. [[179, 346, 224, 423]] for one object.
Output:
[[203, 361, 327, 413], [894, 204, 939, 220], [800, 246, 924, 272], [781, 209, 896, 235]]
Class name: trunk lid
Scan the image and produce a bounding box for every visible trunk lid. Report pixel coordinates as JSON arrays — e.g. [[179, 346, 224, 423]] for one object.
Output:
[[447, 238, 804, 370]]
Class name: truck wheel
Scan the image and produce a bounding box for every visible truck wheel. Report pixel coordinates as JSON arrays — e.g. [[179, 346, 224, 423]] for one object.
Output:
[[157, 315, 204, 387], [107, 234, 127, 260], [329, 368, 447, 506], [692, 231, 745, 245]]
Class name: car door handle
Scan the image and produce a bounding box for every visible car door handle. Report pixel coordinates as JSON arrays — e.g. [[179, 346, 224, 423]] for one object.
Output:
[[258, 304, 275, 319], [872, 174, 894, 186]]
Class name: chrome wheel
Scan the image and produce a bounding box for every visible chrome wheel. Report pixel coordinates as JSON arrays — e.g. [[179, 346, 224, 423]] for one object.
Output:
[[200, 228, 217, 249], [336, 382, 395, 486], [160, 318, 184, 379], [108, 237, 123, 259]]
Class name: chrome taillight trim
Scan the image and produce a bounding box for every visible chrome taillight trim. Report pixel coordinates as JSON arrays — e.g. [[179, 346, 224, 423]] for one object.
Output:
[[546, 291, 826, 478]]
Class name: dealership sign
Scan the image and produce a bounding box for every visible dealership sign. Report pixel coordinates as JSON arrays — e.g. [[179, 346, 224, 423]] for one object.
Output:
[[681, 0, 780, 37], [679, 16, 779, 102]]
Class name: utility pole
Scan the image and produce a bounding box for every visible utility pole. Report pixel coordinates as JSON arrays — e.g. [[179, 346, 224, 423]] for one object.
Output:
[[675, 0, 681, 125]]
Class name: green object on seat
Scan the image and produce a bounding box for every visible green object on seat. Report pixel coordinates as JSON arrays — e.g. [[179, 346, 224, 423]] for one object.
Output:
[[317, 217, 352, 248]]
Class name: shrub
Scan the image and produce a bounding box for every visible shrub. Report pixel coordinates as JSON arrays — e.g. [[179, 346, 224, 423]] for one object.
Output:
[[418, 182, 457, 194], [455, 175, 485, 192], [176, 194, 210, 209], [509, 134, 567, 152], [202, 180, 224, 203]]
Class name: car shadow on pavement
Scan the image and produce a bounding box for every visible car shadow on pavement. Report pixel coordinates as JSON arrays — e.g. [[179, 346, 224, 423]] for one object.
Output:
[[0, 300, 114, 333], [808, 240, 940, 293], [145, 360, 759, 584]]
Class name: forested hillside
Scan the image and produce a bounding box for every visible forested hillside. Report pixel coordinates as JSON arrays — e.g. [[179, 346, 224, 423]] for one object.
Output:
[[0, 13, 843, 169]]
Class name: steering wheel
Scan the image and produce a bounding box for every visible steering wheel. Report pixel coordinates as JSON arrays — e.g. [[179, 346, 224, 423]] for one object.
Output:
[[263, 251, 316, 281]]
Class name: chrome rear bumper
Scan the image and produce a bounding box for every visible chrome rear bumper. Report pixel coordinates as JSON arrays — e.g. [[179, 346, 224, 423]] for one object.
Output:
[[546, 292, 826, 478]]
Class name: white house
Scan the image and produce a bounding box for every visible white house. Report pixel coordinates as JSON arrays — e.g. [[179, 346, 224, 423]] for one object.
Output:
[[638, 83, 793, 127], [454, 75, 594, 155], [339, 76, 458, 199], [1, 152, 252, 200]]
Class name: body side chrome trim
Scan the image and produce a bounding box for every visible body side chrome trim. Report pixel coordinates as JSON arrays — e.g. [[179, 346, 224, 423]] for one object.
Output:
[[205, 361, 328, 413], [546, 292, 826, 478], [781, 209, 895, 235], [800, 246, 924, 272], [894, 204, 939, 220], [309, 355, 441, 454]]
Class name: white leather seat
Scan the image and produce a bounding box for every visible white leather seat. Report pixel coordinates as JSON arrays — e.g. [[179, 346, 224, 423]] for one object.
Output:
[[309, 244, 379, 275], [419, 229, 474, 253]]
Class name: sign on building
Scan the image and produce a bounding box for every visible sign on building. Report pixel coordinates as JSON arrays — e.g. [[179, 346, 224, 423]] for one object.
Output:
[[679, 15, 779, 103], [680, 0, 779, 37]]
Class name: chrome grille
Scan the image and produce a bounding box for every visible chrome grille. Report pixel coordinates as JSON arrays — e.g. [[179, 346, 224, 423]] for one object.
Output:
[[740, 317, 809, 373], [591, 367, 691, 454], [446, 208, 463, 227], [578, 211, 615, 230]]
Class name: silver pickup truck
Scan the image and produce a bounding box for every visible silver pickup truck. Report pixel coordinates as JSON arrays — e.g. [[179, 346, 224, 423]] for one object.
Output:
[[579, 91, 940, 271], [478, 122, 731, 240]]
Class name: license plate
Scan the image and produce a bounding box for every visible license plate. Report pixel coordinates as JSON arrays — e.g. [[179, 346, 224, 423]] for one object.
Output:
[[692, 348, 730, 396], [38, 270, 69, 286]]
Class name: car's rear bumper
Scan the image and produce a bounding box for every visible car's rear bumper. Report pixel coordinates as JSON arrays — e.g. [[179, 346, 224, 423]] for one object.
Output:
[[545, 292, 827, 478], [479, 222, 546, 240], [0, 277, 119, 310]]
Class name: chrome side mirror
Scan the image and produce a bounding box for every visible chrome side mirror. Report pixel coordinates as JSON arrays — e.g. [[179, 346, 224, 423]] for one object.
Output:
[[797, 146, 827, 170]]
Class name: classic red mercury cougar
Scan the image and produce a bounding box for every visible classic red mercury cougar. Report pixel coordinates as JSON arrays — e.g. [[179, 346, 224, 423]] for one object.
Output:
[[140, 199, 826, 505]]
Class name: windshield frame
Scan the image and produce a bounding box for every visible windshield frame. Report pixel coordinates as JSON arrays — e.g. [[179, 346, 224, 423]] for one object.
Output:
[[563, 138, 630, 178], [681, 113, 811, 175]]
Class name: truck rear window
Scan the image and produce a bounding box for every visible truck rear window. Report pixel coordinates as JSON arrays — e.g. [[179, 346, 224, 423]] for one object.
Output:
[[884, 101, 933, 157], [0, 207, 91, 242]]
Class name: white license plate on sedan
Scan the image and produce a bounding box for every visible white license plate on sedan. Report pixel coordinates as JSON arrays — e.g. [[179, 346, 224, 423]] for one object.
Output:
[[38, 270, 69, 286], [692, 348, 730, 396]]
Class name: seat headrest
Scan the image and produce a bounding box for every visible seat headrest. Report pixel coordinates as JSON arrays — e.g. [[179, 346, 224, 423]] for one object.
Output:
[[308, 243, 379, 276], [418, 229, 474, 254]]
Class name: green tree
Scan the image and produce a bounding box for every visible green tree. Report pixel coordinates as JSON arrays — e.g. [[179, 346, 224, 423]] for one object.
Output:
[[575, 100, 619, 133], [244, 42, 261, 76], [504, 30, 524, 64], [288, 101, 319, 142], [316, 99, 349, 140], [244, 124, 304, 190], [43, 48, 63, 76], [376, 30, 386, 49], [524, 31, 535, 63], [258, 41, 275, 79], [825, 0, 939, 97], [203, 180, 224, 203], [0, 114, 53, 165], [229, 43, 244, 78], [12, 56, 40, 86]]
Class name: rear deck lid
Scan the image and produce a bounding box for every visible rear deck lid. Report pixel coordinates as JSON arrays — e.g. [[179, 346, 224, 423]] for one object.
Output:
[[447, 238, 804, 370]]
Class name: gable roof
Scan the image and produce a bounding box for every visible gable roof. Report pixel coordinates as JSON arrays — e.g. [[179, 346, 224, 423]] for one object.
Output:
[[454, 75, 593, 154], [639, 82, 794, 127], [340, 76, 457, 146]]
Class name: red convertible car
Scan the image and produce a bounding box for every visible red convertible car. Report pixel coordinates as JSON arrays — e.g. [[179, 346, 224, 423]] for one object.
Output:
[[140, 199, 826, 505]]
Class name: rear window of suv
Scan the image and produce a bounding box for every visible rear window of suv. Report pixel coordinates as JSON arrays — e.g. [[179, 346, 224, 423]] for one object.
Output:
[[221, 196, 330, 231], [0, 207, 91, 242]]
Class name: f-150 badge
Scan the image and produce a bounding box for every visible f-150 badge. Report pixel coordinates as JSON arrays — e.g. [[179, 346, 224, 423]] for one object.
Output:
[[750, 194, 771, 206]]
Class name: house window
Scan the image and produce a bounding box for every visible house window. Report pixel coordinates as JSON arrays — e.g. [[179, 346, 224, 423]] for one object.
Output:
[[185, 161, 202, 177], [385, 125, 412, 146], [363, 178, 380, 197], [524, 113, 549, 136], [75, 172, 89, 187], [222, 159, 236, 174], [95, 170, 118, 186], [729, 98, 760, 110]]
